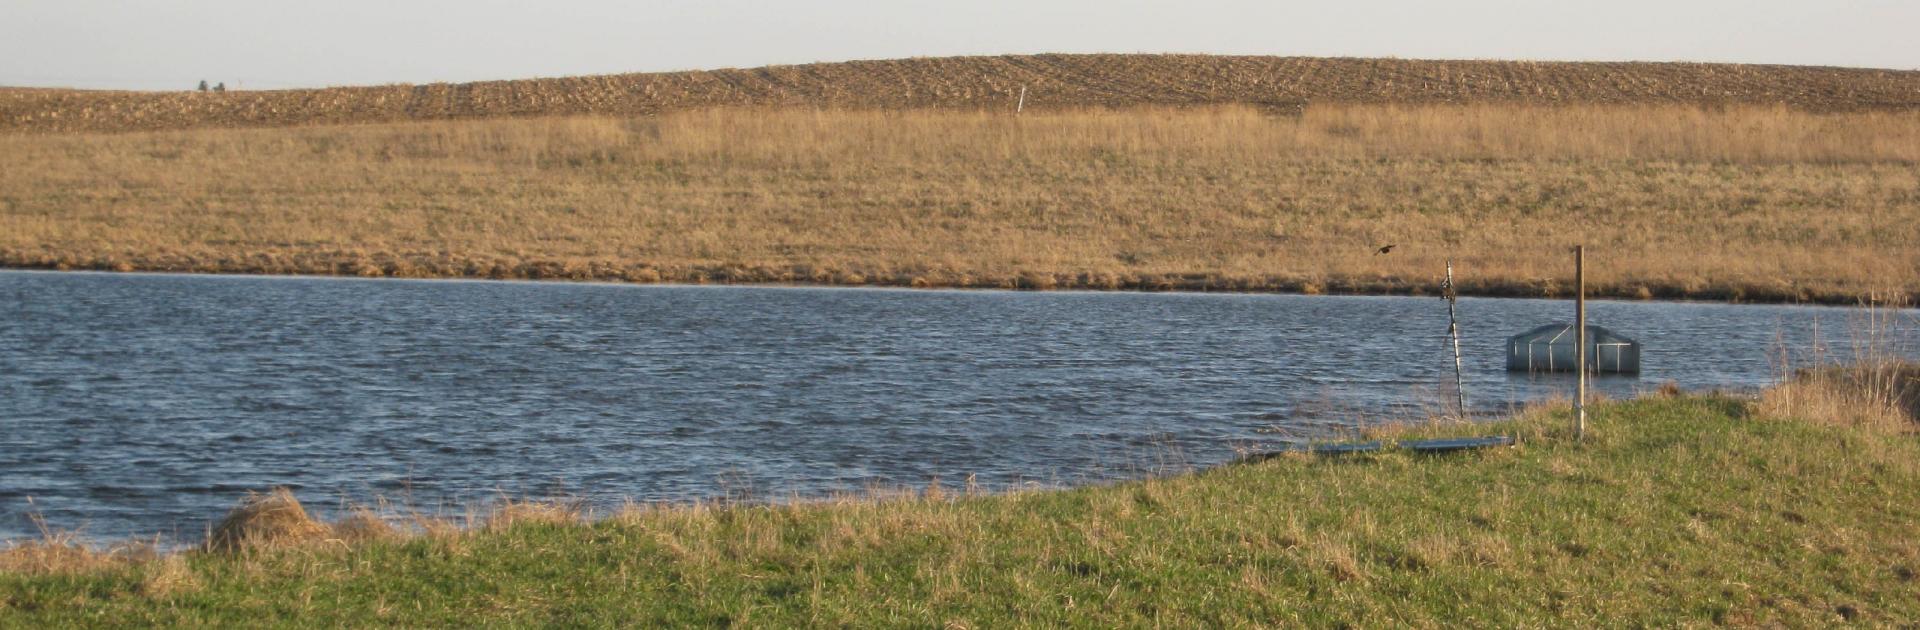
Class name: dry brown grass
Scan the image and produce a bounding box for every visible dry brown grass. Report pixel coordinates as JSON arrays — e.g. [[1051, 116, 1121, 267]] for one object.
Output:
[[0, 494, 405, 584], [0, 510, 159, 576], [1763, 362, 1920, 433], [479, 498, 585, 532], [329, 508, 399, 544], [3, 104, 1915, 302], [6, 54, 1919, 134], [0, 538, 155, 576], [0, 510, 163, 580], [205, 488, 333, 551], [0, 484, 994, 576], [137, 555, 200, 598], [1762, 307, 1920, 431]]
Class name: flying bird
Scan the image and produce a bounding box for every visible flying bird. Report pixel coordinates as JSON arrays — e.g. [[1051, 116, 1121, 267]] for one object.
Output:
[[1374, 244, 1397, 255]]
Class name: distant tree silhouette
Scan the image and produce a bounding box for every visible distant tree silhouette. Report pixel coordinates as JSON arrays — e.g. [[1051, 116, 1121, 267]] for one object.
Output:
[[214, 82, 226, 92], [198, 80, 209, 92]]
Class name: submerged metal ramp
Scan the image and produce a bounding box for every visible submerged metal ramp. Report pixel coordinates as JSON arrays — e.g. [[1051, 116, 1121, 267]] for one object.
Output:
[[1506, 324, 1641, 374], [1400, 436, 1517, 453], [1244, 436, 1513, 460], [1242, 441, 1383, 460]]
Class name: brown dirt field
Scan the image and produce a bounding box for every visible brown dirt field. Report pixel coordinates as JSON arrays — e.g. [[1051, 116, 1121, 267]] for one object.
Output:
[[6, 54, 1920, 134]]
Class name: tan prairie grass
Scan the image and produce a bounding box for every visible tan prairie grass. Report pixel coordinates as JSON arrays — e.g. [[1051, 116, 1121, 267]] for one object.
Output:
[[6, 53, 1920, 134], [328, 508, 399, 545], [478, 498, 586, 532], [0, 506, 161, 576], [1761, 305, 1920, 431], [0, 536, 157, 576], [2, 104, 1918, 302], [1763, 361, 1920, 432]]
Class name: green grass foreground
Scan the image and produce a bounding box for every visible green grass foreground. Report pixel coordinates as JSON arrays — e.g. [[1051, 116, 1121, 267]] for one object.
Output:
[[4, 396, 1919, 626]]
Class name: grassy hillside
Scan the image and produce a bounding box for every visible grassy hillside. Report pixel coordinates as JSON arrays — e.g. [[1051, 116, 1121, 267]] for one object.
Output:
[[6, 54, 1920, 133], [4, 391, 1918, 625], [4, 105, 1916, 303]]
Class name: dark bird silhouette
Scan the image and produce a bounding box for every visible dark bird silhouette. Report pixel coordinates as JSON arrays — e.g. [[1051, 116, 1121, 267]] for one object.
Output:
[[1374, 244, 1397, 255]]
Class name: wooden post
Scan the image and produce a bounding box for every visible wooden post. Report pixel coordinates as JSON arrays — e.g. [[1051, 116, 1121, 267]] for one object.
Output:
[[1445, 259, 1467, 416], [1016, 86, 1027, 114], [1574, 245, 1587, 441]]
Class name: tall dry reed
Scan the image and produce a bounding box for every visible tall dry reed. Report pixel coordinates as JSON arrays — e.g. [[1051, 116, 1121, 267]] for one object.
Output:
[[1762, 306, 1920, 432]]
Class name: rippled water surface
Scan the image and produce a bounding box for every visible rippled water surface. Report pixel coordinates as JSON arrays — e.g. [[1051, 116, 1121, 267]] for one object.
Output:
[[2, 271, 1913, 542]]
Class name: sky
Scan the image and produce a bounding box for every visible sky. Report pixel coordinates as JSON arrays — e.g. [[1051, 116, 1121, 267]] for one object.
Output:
[[2, 1, 1915, 91]]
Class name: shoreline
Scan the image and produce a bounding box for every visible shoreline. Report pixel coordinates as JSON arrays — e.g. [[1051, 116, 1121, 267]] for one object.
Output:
[[0, 397, 1775, 551], [5, 390, 1917, 624], [2, 261, 1907, 308]]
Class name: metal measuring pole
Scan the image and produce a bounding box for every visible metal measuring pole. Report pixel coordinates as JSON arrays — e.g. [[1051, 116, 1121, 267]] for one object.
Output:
[[1444, 259, 1467, 416], [1574, 245, 1587, 441]]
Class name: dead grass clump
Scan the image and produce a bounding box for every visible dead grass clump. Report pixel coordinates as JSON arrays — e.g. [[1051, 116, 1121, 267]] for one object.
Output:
[[139, 555, 200, 597], [329, 508, 398, 544], [1404, 534, 1459, 570], [0, 509, 157, 575], [0, 539, 152, 575], [1762, 362, 1920, 433], [1463, 533, 1512, 568], [1307, 536, 1368, 583], [206, 488, 330, 551], [480, 498, 585, 532]]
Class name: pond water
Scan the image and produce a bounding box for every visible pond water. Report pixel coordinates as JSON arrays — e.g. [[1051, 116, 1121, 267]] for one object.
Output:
[[1, 271, 1912, 542]]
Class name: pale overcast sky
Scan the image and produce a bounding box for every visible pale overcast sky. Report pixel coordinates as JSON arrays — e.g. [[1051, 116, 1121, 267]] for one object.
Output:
[[3, 1, 1915, 91]]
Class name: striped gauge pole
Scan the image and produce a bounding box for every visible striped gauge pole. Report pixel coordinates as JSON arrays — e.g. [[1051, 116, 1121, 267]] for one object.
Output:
[[1444, 259, 1466, 416]]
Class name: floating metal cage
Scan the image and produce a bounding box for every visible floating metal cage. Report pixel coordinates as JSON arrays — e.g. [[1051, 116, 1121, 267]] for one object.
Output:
[[1505, 324, 1641, 374]]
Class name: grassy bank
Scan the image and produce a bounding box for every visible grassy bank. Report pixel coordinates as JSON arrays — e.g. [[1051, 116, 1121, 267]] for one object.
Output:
[[3, 105, 1917, 304], [5, 391, 1919, 625]]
